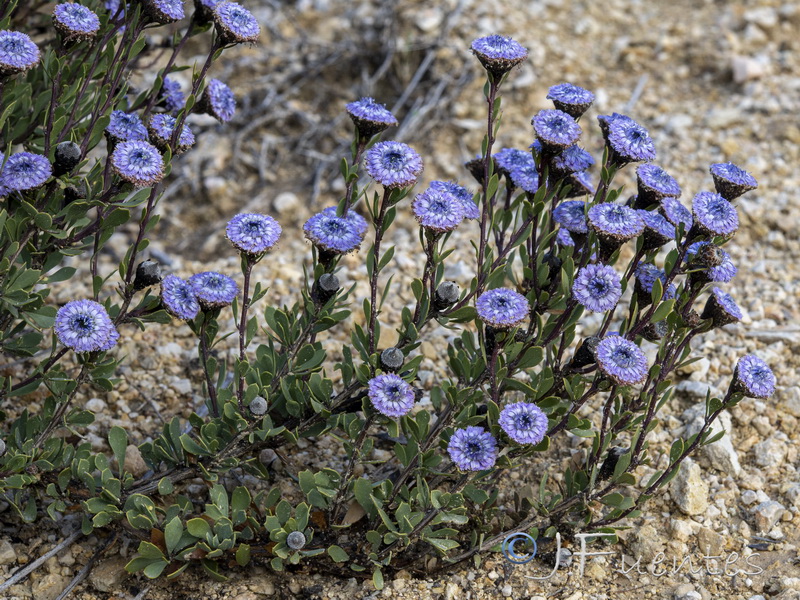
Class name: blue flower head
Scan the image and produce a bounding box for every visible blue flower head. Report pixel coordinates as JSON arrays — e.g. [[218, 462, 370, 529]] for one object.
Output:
[[638, 209, 675, 250], [148, 113, 195, 154], [553, 200, 588, 234], [346, 97, 398, 138], [412, 186, 465, 232], [161, 275, 200, 320], [710, 162, 757, 201], [110, 140, 165, 187], [546, 83, 595, 118], [532, 109, 582, 151], [588, 203, 645, 241], [635, 164, 681, 208], [493, 147, 534, 179], [701, 287, 742, 328], [429, 180, 479, 220], [226, 213, 281, 256], [53, 3, 101, 39], [634, 263, 676, 304], [55, 300, 119, 353], [552, 145, 594, 176], [659, 196, 693, 233], [202, 78, 236, 122], [448, 426, 498, 471], [0, 30, 40, 76], [142, 0, 185, 24], [368, 374, 415, 418], [0, 152, 52, 191], [365, 141, 423, 189], [596, 336, 648, 385], [189, 271, 239, 310], [470, 35, 528, 78], [733, 355, 775, 399], [572, 264, 622, 313], [476, 288, 529, 329], [686, 242, 737, 283], [159, 76, 185, 114], [213, 2, 260, 44], [604, 114, 656, 164], [499, 402, 547, 445], [304, 207, 366, 254], [691, 191, 738, 238], [193, 0, 224, 21], [106, 111, 149, 143]]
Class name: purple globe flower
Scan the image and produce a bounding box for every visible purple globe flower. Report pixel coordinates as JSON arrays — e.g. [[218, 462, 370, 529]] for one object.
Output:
[[638, 209, 675, 250], [572, 264, 622, 313], [226, 213, 281, 256], [367, 374, 415, 418], [553, 200, 588, 234], [531, 109, 582, 150], [476, 288, 529, 329], [588, 203, 645, 241], [304, 208, 366, 254], [201, 78, 236, 123], [556, 228, 574, 247], [546, 83, 594, 118], [659, 196, 693, 232], [597, 112, 632, 138], [111, 141, 165, 187], [563, 170, 594, 198], [635, 164, 681, 208], [412, 186, 465, 232], [448, 426, 498, 471], [148, 113, 195, 154], [733, 355, 775, 399], [106, 110, 148, 143], [596, 336, 648, 386], [0, 30, 40, 76], [55, 300, 119, 353], [691, 191, 738, 238], [429, 180, 479, 220], [493, 147, 533, 178], [606, 114, 656, 164], [552, 145, 594, 175], [499, 402, 547, 445], [701, 287, 742, 328], [365, 141, 423, 189], [345, 97, 398, 138], [189, 271, 239, 309], [213, 2, 260, 44], [710, 162, 757, 201], [634, 263, 676, 304], [158, 76, 185, 114], [687, 242, 737, 283], [470, 35, 528, 78], [142, 0, 184, 24], [53, 3, 101, 39], [509, 163, 540, 194], [161, 275, 200, 320], [0, 152, 52, 191]]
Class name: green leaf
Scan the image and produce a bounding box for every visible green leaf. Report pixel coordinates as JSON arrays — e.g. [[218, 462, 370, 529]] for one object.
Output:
[[327, 545, 349, 563], [164, 516, 183, 555], [236, 543, 251, 566], [650, 299, 675, 323], [186, 518, 211, 539], [143, 560, 169, 579], [108, 426, 128, 478], [373, 569, 384, 590]]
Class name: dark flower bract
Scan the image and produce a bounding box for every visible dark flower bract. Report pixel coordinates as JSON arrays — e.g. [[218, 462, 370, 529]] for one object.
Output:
[[346, 97, 398, 138]]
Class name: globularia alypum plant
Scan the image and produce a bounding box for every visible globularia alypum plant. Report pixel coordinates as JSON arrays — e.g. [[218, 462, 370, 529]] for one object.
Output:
[[0, 11, 777, 590]]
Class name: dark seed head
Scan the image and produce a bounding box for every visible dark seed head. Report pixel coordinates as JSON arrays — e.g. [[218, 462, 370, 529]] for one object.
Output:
[[54, 141, 81, 176], [380, 347, 404, 372], [133, 260, 163, 291]]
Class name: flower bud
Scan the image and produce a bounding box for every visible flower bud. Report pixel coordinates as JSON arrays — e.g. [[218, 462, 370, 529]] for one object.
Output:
[[379, 347, 404, 372], [434, 281, 459, 310], [312, 273, 339, 304], [133, 260, 162, 291], [249, 396, 267, 416], [286, 531, 306, 550], [54, 141, 82, 176]]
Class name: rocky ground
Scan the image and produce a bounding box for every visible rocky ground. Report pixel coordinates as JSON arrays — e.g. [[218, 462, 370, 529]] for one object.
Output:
[[3, 0, 800, 598]]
